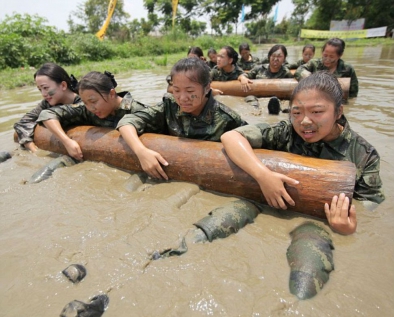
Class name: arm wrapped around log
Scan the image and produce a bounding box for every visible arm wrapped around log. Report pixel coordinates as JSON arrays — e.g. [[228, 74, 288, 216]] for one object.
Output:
[[21, 125, 356, 219]]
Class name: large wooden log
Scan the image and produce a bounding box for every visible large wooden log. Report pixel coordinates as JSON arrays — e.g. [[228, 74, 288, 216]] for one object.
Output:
[[167, 78, 350, 100], [21, 126, 356, 219]]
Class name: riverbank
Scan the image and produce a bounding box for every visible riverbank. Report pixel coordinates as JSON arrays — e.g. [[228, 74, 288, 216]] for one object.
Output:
[[0, 38, 392, 90]]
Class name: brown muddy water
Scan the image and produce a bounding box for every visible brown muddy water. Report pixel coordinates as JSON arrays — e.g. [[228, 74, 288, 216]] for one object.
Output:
[[0, 45, 393, 317]]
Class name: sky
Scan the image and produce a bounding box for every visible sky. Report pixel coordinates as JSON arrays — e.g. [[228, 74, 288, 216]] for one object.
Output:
[[1, 0, 294, 32]]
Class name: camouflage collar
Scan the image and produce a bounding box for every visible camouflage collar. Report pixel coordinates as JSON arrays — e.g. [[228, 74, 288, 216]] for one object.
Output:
[[116, 91, 134, 111], [293, 115, 351, 158]]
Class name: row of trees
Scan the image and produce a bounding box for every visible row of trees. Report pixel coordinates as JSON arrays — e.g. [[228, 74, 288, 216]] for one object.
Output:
[[64, 0, 393, 41]]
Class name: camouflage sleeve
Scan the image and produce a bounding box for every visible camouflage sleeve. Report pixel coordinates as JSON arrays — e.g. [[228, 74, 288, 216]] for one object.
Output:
[[232, 124, 270, 148], [36, 104, 90, 127], [13, 100, 48, 145], [354, 150, 385, 203], [348, 66, 359, 98], [294, 60, 317, 81], [233, 121, 292, 149], [210, 68, 219, 81], [288, 60, 302, 70], [284, 68, 294, 78], [116, 102, 167, 135], [245, 65, 259, 79]]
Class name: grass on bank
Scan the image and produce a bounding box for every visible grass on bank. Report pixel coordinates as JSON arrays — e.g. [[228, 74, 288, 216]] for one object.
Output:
[[0, 37, 392, 91]]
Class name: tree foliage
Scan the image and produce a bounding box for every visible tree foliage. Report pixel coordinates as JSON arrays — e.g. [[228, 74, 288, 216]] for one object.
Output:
[[0, 14, 79, 69]]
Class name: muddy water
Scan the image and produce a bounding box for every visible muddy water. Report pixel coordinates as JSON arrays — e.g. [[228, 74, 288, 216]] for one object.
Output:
[[0, 45, 393, 316]]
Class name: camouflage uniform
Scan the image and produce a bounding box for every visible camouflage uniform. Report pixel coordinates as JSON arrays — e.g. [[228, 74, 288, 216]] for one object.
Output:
[[237, 55, 261, 71], [294, 58, 359, 98], [207, 61, 217, 69], [244, 64, 294, 79], [233, 116, 385, 204], [288, 59, 306, 70], [14, 95, 81, 146], [116, 92, 247, 142], [210, 65, 245, 81], [37, 92, 148, 129]]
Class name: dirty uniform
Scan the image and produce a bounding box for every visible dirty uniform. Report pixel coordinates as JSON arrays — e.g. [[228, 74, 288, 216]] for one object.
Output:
[[37, 92, 147, 128], [294, 58, 359, 98], [14, 95, 82, 146], [233, 116, 385, 204], [237, 55, 261, 71], [288, 59, 306, 70], [210, 65, 245, 81], [244, 64, 294, 79], [116, 92, 247, 142]]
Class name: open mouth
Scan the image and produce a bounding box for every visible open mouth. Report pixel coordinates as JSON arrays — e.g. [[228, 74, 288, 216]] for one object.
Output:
[[302, 130, 315, 139]]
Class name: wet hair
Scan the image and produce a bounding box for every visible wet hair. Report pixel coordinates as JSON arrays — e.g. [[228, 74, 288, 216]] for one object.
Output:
[[303, 44, 315, 53], [169, 57, 211, 88], [322, 38, 345, 56], [207, 48, 217, 56], [268, 44, 288, 59], [187, 46, 204, 59], [221, 45, 239, 65], [238, 43, 251, 53], [290, 71, 343, 115], [77, 71, 118, 100], [34, 62, 78, 93]]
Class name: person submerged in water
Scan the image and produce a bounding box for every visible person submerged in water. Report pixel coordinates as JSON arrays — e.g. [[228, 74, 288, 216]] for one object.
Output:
[[117, 57, 247, 180], [295, 38, 359, 98], [288, 44, 315, 70], [221, 71, 384, 235], [14, 63, 80, 153], [37, 71, 148, 161]]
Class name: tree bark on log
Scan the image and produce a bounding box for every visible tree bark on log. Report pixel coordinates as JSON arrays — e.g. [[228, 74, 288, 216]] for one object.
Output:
[[16, 126, 357, 219]]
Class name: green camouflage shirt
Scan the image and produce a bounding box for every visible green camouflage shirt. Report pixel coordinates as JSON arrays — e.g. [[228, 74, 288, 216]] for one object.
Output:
[[288, 59, 306, 70], [237, 55, 261, 71], [234, 116, 385, 204], [116, 92, 247, 142], [294, 58, 359, 98], [210, 65, 245, 81], [14, 95, 82, 145], [37, 92, 148, 129], [245, 64, 294, 79]]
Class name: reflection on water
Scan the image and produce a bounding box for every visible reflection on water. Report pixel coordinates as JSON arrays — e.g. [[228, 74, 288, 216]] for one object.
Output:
[[0, 45, 393, 316]]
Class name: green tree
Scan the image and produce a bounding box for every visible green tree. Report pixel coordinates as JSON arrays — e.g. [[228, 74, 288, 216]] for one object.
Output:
[[68, 0, 130, 39], [0, 13, 79, 69]]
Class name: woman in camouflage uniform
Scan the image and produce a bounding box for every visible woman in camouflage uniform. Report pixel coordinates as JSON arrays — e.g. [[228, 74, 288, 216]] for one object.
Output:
[[221, 72, 384, 235], [14, 63, 80, 153], [288, 44, 315, 70], [37, 71, 148, 161], [117, 57, 247, 180], [210, 45, 250, 91], [237, 42, 261, 71], [294, 38, 359, 98]]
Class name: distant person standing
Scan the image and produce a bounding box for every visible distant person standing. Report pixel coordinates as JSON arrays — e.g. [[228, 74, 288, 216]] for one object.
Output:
[[295, 38, 359, 98]]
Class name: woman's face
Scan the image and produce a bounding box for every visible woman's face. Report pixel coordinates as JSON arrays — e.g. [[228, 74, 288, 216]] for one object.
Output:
[[240, 49, 250, 61], [79, 89, 117, 119], [302, 48, 315, 63], [322, 44, 341, 69], [35, 75, 68, 106], [208, 52, 217, 63], [269, 49, 285, 73], [290, 89, 343, 143], [171, 71, 209, 117], [216, 48, 233, 69]]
